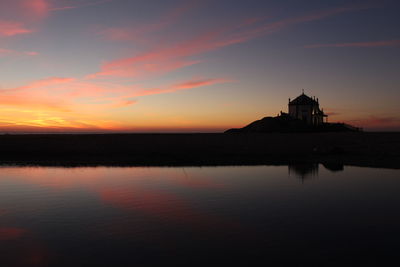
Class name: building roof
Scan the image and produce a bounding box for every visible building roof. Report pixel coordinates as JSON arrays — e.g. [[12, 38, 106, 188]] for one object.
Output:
[[289, 93, 318, 105]]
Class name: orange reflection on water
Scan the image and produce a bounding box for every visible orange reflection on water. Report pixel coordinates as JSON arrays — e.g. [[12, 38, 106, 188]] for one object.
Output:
[[99, 187, 219, 225], [0, 167, 243, 243], [0, 167, 224, 191], [0, 227, 26, 240]]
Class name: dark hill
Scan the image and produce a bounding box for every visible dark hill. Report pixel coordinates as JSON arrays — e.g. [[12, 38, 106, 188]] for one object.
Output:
[[225, 114, 361, 133]]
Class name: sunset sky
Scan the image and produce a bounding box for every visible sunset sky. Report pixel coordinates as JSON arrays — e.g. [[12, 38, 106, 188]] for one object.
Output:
[[0, 0, 399, 132]]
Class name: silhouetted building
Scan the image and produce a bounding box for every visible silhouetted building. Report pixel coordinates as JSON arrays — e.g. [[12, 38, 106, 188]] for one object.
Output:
[[225, 90, 362, 133], [288, 91, 327, 125]]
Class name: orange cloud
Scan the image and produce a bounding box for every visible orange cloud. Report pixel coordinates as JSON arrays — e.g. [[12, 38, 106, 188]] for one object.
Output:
[[0, 117, 123, 132], [3, 77, 75, 93], [0, 81, 71, 112], [1, 78, 131, 112], [173, 78, 229, 90], [305, 40, 400, 48], [112, 100, 137, 108], [0, 75, 229, 130], [0, 97, 71, 112], [0, 20, 32, 36], [0, 77, 136, 114]]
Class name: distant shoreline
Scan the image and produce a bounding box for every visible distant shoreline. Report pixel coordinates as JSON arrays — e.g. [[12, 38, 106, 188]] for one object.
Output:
[[0, 132, 399, 169]]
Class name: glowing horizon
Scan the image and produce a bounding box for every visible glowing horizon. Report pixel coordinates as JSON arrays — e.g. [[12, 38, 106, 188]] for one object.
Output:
[[0, 0, 399, 132]]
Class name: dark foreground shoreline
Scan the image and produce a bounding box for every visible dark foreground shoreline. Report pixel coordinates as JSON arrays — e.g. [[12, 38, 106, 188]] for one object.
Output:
[[0, 132, 399, 168]]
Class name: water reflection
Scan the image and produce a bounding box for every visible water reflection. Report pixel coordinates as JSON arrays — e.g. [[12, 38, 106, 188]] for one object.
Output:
[[322, 162, 345, 172], [289, 163, 319, 180], [289, 162, 344, 181], [0, 165, 399, 266]]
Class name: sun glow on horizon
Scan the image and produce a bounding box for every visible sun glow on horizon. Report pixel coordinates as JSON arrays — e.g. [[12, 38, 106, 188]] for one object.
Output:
[[0, 0, 399, 132]]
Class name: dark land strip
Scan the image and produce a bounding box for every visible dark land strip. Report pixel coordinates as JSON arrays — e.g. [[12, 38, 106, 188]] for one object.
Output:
[[0, 132, 399, 168]]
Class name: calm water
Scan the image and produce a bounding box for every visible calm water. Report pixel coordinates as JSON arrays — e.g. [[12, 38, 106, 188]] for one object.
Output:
[[0, 165, 399, 266]]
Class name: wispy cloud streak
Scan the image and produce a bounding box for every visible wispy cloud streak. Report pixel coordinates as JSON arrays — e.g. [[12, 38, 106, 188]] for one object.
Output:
[[0, 20, 32, 36], [50, 0, 116, 12], [0, 74, 229, 130], [173, 78, 229, 90], [305, 40, 400, 48], [0, 1, 380, 131], [129, 78, 230, 97], [0, 76, 227, 113], [89, 5, 369, 79], [0, 48, 39, 57]]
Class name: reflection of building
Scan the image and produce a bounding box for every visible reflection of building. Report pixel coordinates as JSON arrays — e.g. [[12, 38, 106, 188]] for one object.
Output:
[[321, 162, 344, 172], [288, 163, 319, 181], [288, 91, 328, 125], [288, 162, 344, 182]]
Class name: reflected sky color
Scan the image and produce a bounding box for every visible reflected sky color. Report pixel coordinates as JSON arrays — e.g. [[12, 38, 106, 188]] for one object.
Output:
[[0, 165, 400, 265], [0, 0, 399, 131]]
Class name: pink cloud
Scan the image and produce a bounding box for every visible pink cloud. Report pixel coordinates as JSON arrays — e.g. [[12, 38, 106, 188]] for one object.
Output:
[[24, 51, 40, 56], [173, 78, 229, 90], [126, 78, 229, 98], [0, 0, 115, 21], [0, 48, 39, 57], [305, 40, 400, 48], [21, 0, 50, 17], [87, 58, 202, 79], [89, 29, 230, 79], [7, 77, 76, 93], [0, 20, 32, 36], [0, 48, 13, 56], [90, 5, 368, 80]]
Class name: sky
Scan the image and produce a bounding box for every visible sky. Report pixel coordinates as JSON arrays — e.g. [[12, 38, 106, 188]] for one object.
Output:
[[0, 0, 399, 132]]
